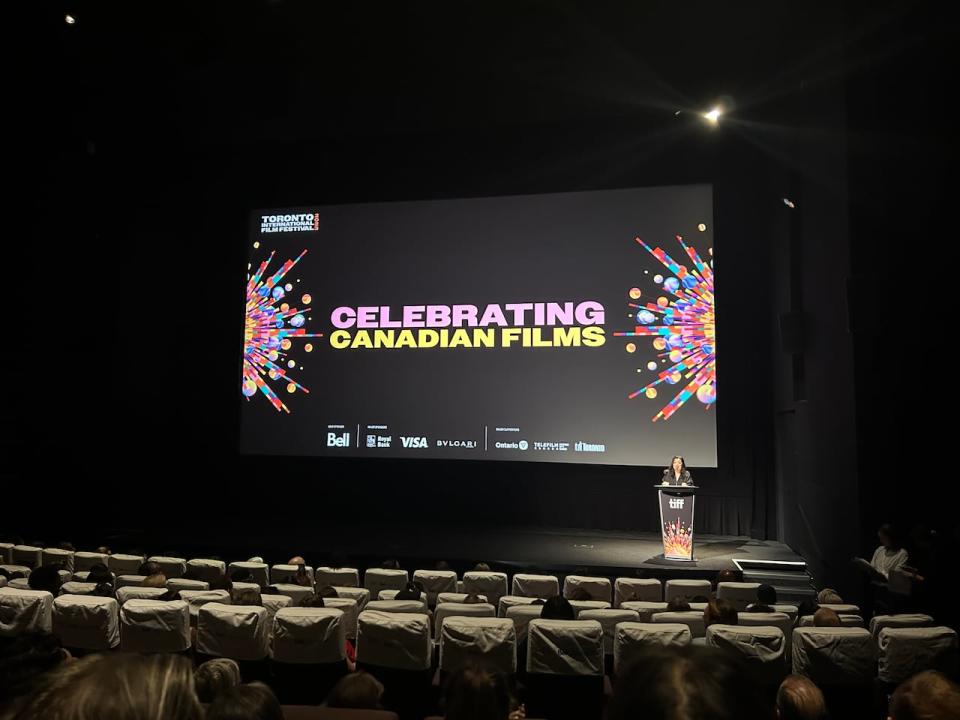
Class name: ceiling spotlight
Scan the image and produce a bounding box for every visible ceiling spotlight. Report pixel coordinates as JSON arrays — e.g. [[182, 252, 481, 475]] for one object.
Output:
[[65, 14, 76, 24], [782, 198, 796, 209], [702, 107, 722, 125]]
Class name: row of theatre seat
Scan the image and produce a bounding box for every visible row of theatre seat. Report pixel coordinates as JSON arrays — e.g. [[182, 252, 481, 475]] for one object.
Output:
[[3, 548, 959, 691]]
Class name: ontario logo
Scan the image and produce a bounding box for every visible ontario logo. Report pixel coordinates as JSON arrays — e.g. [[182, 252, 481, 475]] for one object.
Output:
[[260, 213, 320, 233]]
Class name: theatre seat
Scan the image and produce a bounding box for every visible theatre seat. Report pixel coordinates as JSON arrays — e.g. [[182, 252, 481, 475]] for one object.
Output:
[[505, 604, 543, 644], [115, 574, 148, 589], [271, 564, 316, 585], [570, 600, 611, 617], [120, 599, 191, 652], [0, 543, 13, 565], [262, 594, 293, 629], [792, 627, 876, 685], [440, 616, 517, 674], [332, 587, 370, 611], [614, 622, 692, 675], [716, 582, 761, 611], [618, 600, 668, 622], [799, 614, 864, 628], [147, 556, 187, 578], [0, 565, 31, 580], [877, 626, 959, 685], [498, 595, 538, 617], [434, 602, 495, 635], [563, 575, 612, 603], [42, 548, 75, 573], [652, 610, 706, 638], [525, 619, 605, 720], [52, 595, 120, 651], [664, 579, 711, 602], [869, 613, 935, 639], [578, 608, 640, 655], [365, 599, 428, 615], [356, 610, 432, 718], [363, 568, 408, 599], [614, 578, 662, 605], [324, 597, 359, 640], [0, 587, 54, 635], [11, 545, 42, 569], [167, 578, 209, 593], [511, 574, 559, 599], [271, 607, 349, 704], [228, 561, 269, 587], [462, 571, 508, 607], [59, 581, 97, 596], [738, 611, 795, 658], [378, 590, 427, 603], [178, 589, 231, 625], [270, 583, 315, 606], [73, 552, 110, 572], [315, 567, 360, 588], [186, 558, 227, 584], [706, 624, 786, 684], [412, 570, 458, 607], [107, 554, 145, 575], [436, 592, 487, 605], [116, 586, 168, 604], [197, 602, 270, 661]]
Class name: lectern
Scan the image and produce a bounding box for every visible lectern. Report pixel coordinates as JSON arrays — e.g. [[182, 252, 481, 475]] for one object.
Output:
[[656, 485, 698, 561]]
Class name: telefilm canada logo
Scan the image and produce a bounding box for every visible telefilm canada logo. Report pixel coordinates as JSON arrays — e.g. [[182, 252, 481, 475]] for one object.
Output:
[[260, 212, 320, 233]]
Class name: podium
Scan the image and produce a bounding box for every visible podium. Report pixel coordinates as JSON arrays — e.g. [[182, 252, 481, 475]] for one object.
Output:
[[656, 485, 698, 561]]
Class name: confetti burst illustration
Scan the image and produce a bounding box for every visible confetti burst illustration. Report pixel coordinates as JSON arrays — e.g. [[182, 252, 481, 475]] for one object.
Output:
[[242, 249, 323, 413], [614, 234, 716, 421], [662, 518, 693, 560]]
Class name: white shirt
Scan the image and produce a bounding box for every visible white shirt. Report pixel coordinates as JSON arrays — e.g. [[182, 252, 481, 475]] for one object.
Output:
[[870, 546, 908, 580]]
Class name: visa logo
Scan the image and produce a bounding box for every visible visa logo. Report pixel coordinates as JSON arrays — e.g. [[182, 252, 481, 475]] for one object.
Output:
[[401, 436, 428, 448]]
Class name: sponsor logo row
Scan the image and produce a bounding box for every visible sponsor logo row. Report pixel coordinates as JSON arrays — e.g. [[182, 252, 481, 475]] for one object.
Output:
[[325, 424, 604, 453]]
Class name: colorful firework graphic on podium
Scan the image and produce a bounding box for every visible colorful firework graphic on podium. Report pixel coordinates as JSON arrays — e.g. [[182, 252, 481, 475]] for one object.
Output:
[[662, 518, 693, 560], [242, 248, 323, 413], [614, 232, 716, 421]]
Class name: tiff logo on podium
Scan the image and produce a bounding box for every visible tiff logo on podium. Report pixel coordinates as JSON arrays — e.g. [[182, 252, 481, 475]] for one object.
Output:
[[669, 498, 685, 509]]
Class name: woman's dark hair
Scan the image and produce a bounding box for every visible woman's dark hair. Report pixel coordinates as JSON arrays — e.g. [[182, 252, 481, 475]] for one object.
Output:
[[540, 596, 575, 620], [380, 558, 400, 570], [879, 523, 903, 550], [610, 645, 765, 720], [206, 682, 283, 720], [704, 598, 738, 627], [325, 672, 385, 709], [669, 456, 687, 474], [0, 632, 68, 703], [666, 596, 691, 612], [86, 564, 113, 586], [443, 663, 513, 720]]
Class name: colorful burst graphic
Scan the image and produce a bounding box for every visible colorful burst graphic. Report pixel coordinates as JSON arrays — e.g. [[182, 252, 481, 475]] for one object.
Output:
[[662, 518, 693, 560], [614, 234, 715, 421], [242, 249, 323, 413]]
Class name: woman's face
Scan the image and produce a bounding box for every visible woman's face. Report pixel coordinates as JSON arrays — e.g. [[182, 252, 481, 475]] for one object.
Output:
[[672, 458, 683, 472], [878, 530, 890, 548]]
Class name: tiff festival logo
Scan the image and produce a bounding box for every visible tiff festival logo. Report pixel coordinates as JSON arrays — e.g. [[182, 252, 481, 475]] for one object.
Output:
[[260, 212, 320, 233], [669, 498, 685, 509]]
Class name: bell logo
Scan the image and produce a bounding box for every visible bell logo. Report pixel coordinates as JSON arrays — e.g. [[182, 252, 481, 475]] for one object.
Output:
[[327, 432, 350, 447], [401, 436, 428, 448], [669, 498, 684, 509]]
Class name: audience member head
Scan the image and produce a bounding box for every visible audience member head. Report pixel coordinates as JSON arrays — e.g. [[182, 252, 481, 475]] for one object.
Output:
[[812, 608, 841, 627], [55, 541, 75, 552], [0, 632, 71, 705], [28, 565, 62, 595], [462, 593, 483, 604], [609, 645, 764, 720], [666, 596, 692, 612], [757, 583, 778, 606], [138, 561, 162, 577], [716, 568, 739, 585], [540, 596, 575, 620], [816, 588, 842, 604], [316, 585, 338, 599], [776, 674, 827, 720], [746, 604, 775, 613], [435, 560, 453, 572], [443, 662, 513, 720], [85, 563, 112, 586], [261, 585, 280, 595], [567, 587, 592, 602], [246, 556, 264, 564], [206, 682, 283, 720], [195, 658, 242, 704], [395, 582, 422, 601], [690, 594, 711, 603], [4, 652, 201, 720], [472, 562, 491, 572], [325, 672, 385, 710], [878, 523, 903, 551], [141, 573, 167, 588], [232, 587, 262, 606], [704, 598, 738, 628], [888, 670, 960, 720], [380, 558, 400, 570], [95, 546, 111, 556], [293, 565, 312, 587], [287, 556, 306, 566], [300, 594, 325, 608]]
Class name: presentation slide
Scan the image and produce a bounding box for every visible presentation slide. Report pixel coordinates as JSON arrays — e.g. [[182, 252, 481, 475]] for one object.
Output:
[[239, 185, 716, 466]]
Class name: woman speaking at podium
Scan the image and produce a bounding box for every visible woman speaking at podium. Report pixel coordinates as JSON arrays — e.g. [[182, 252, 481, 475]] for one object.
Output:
[[662, 455, 693, 486]]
